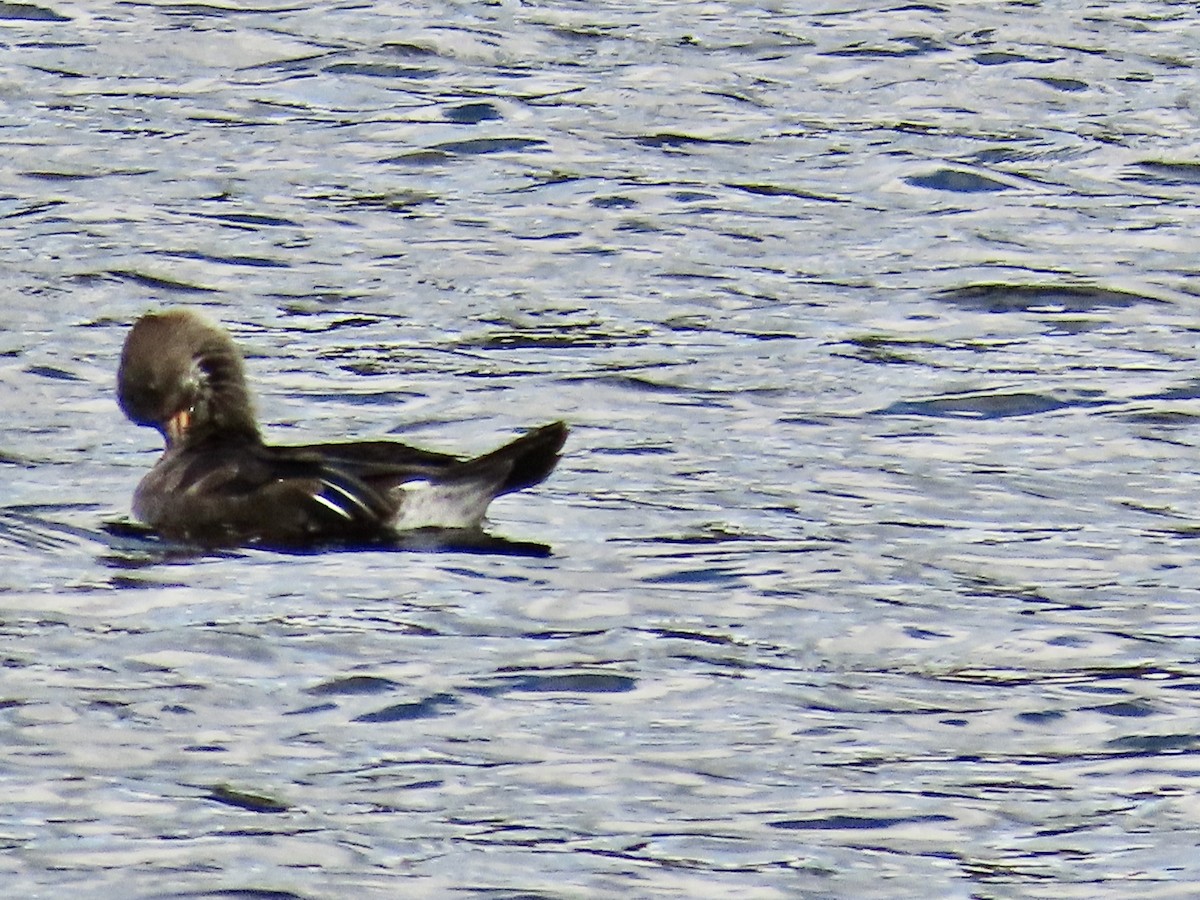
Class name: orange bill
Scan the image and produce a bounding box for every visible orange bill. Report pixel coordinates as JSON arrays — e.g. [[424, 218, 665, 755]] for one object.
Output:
[[165, 408, 191, 446]]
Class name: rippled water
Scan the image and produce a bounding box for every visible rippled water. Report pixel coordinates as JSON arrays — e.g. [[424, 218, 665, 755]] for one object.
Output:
[[5, 1, 1200, 897]]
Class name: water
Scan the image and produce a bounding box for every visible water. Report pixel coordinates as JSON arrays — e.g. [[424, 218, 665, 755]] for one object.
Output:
[[4, 1, 1200, 896]]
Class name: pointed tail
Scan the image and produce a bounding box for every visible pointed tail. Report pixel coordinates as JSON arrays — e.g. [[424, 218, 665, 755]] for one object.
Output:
[[464, 421, 569, 495]]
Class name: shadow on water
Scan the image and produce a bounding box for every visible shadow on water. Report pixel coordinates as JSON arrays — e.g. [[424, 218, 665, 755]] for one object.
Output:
[[100, 520, 554, 562], [0, 505, 553, 571]]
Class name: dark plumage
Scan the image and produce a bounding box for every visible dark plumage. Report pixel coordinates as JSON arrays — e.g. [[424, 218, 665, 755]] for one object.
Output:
[[117, 309, 567, 549]]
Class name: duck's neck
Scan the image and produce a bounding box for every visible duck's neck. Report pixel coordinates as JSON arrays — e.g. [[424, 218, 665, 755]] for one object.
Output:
[[185, 340, 262, 446]]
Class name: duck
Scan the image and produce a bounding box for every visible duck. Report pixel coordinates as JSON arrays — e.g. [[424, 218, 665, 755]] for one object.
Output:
[[116, 309, 567, 550]]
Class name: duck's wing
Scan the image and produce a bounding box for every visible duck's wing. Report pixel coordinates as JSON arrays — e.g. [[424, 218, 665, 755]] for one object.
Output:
[[285, 439, 462, 477], [293, 421, 568, 495], [136, 442, 396, 548], [287, 422, 568, 532]]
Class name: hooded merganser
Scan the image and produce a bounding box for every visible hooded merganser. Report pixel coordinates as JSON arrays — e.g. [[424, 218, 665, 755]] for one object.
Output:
[[116, 309, 567, 549]]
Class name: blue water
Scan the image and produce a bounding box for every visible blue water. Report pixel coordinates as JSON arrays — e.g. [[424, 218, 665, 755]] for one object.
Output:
[[4, 1, 1200, 897]]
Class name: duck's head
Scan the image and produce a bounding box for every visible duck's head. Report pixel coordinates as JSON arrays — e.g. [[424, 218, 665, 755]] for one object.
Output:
[[117, 309, 259, 448]]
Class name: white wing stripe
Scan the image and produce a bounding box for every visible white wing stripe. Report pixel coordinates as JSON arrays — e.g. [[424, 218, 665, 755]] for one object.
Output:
[[311, 491, 355, 521], [312, 475, 378, 521]]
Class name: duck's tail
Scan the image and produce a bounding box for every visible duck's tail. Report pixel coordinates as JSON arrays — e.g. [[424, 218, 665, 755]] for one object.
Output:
[[479, 420, 569, 496], [387, 422, 568, 531]]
